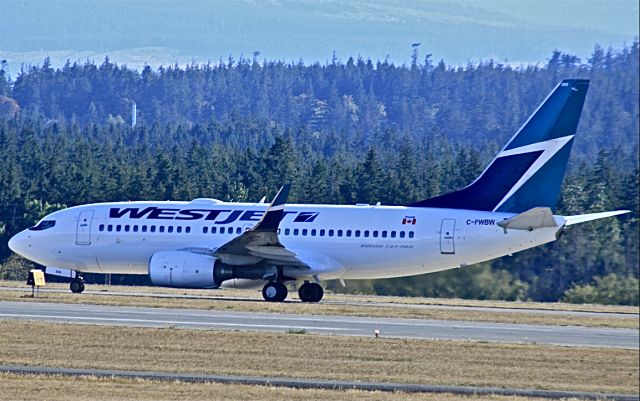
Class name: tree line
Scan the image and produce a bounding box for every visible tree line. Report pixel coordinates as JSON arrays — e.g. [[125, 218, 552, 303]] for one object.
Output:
[[0, 42, 637, 304]]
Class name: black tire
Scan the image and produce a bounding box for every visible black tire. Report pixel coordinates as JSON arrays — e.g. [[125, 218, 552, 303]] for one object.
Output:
[[70, 280, 85, 294], [262, 281, 288, 302], [298, 282, 323, 303]]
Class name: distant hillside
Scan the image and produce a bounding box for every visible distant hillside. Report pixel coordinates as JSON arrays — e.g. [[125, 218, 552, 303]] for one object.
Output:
[[0, 0, 637, 69]]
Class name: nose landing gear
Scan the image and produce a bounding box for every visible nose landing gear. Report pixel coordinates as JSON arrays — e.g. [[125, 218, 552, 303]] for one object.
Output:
[[69, 276, 85, 293]]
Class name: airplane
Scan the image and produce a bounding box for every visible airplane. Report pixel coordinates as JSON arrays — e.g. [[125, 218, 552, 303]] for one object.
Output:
[[8, 79, 629, 303]]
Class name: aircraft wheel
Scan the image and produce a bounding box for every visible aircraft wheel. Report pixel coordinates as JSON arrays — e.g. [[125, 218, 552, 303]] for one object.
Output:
[[262, 281, 288, 302], [70, 279, 85, 294], [298, 282, 323, 303]]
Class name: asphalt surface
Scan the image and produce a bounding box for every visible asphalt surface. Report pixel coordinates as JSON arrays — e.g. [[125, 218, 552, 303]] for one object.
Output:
[[1, 364, 637, 401], [1, 285, 637, 318], [1, 301, 638, 349]]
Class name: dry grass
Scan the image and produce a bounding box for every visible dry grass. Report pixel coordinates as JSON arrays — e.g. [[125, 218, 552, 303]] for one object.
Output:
[[0, 282, 637, 329], [0, 373, 588, 401], [0, 320, 637, 395]]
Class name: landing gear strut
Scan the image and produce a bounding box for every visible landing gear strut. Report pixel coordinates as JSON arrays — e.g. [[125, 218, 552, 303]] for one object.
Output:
[[262, 281, 288, 302], [70, 277, 85, 294], [298, 281, 323, 303]]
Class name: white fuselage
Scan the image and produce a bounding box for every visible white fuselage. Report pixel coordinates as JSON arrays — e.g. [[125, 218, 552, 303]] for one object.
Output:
[[9, 199, 564, 281]]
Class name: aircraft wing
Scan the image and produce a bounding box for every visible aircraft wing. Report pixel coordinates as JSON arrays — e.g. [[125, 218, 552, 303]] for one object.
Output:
[[209, 184, 308, 267]]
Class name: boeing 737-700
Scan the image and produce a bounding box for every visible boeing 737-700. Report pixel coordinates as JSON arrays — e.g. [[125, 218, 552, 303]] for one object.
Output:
[[8, 79, 629, 302]]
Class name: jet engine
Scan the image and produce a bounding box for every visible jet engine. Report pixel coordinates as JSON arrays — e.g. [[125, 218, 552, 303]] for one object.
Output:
[[148, 251, 268, 288]]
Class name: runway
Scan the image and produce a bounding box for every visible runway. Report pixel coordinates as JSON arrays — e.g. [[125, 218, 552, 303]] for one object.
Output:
[[1, 301, 637, 349], [1, 285, 636, 318]]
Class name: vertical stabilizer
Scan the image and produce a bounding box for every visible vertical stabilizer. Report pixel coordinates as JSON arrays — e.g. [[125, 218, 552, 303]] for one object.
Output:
[[409, 79, 589, 213]]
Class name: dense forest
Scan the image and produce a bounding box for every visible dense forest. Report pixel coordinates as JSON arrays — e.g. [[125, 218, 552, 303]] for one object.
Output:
[[0, 42, 638, 304]]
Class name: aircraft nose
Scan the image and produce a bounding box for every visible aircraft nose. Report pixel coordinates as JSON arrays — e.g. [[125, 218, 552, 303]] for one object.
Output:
[[8, 231, 27, 256]]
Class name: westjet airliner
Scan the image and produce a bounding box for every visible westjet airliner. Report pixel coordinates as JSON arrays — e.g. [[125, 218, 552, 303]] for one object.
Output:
[[8, 79, 629, 302]]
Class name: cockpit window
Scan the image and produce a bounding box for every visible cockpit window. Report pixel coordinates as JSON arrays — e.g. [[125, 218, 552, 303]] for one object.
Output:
[[28, 220, 56, 231]]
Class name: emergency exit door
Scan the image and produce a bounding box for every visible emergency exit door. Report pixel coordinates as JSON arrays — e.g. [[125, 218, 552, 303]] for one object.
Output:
[[440, 219, 456, 254], [76, 210, 94, 245]]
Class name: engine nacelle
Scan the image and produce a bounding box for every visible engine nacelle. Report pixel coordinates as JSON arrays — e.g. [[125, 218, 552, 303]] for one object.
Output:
[[148, 251, 270, 289], [149, 251, 221, 288]]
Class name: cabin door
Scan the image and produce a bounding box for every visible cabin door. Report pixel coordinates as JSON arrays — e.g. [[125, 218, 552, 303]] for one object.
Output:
[[76, 210, 94, 245], [440, 218, 456, 254]]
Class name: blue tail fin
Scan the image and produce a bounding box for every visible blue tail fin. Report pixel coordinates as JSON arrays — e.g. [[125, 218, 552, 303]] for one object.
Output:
[[408, 79, 589, 213]]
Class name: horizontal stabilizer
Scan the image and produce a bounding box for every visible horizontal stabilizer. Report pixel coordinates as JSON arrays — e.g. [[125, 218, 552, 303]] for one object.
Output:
[[497, 207, 558, 231], [563, 210, 630, 226]]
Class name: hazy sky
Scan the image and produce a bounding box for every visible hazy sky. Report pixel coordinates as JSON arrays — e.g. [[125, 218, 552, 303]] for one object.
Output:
[[0, 0, 637, 71]]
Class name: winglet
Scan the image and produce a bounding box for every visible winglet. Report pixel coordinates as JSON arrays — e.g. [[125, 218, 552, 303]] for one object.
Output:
[[253, 184, 291, 232]]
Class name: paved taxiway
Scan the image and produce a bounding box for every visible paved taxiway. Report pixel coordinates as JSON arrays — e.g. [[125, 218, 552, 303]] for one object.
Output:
[[1, 285, 636, 318], [1, 301, 637, 349], [2, 364, 637, 401]]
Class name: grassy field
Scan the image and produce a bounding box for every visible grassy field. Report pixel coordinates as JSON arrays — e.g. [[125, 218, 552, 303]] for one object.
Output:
[[1, 281, 637, 329], [0, 373, 591, 401], [0, 320, 637, 396]]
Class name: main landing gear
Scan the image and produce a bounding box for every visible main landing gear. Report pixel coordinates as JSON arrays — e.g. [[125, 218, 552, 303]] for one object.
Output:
[[261, 281, 324, 303], [298, 281, 324, 303], [69, 276, 85, 294], [262, 281, 288, 302]]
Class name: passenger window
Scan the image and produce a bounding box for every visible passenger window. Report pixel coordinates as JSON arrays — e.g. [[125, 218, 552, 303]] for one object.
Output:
[[293, 228, 299, 236], [107, 225, 113, 232], [168, 226, 174, 233], [302, 229, 308, 236], [390, 231, 396, 238], [346, 230, 352, 237], [150, 226, 156, 233], [99, 224, 104, 232], [364, 230, 369, 237], [116, 225, 122, 232], [373, 231, 378, 238], [400, 231, 405, 238], [285, 228, 290, 235], [320, 229, 325, 236], [159, 226, 165, 233], [311, 229, 316, 236], [236, 227, 242, 234], [186, 227, 191, 233], [203, 227, 208, 234], [337, 230, 343, 237], [124, 225, 130, 232], [328, 229, 334, 237], [381, 231, 387, 238], [220, 227, 225, 234], [133, 225, 139, 233], [409, 231, 415, 238], [177, 226, 182, 233], [355, 230, 360, 237], [211, 227, 216, 234], [142, 225, 147, 233]]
